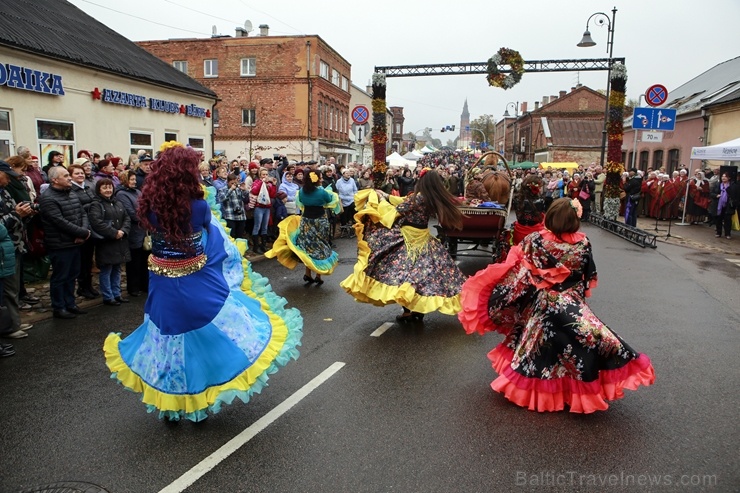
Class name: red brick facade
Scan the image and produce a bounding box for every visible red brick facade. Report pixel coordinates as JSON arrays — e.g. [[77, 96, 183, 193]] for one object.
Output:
[[137, 34, 351, 159]]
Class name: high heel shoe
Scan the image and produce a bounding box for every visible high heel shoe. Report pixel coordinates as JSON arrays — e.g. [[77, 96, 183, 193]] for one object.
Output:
[[303, 275, 315, 284], [411, 312, 425, 321], [314, 278, 324, 286]]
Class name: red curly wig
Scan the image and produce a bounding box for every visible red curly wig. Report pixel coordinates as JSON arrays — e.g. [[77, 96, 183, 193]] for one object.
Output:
[[138, 145, 204, 246]]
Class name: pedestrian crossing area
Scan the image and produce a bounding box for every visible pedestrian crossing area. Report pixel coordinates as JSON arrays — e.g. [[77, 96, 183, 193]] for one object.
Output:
[[726, 258, 740, 268]]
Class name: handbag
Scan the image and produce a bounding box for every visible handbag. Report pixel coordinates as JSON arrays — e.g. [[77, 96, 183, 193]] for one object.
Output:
[[142, 233, 152, 251], [619, 190, 627, 200], [257, 182, 271, 205], [578, 189, 590, 200]]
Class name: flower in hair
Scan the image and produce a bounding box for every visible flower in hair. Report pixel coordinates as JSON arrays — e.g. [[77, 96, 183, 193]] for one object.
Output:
[[418, 167, 432, 179], [527, 183, 540, 196], [159, 141, 184, 152], [570, 198, 583, 218], [309, 172, 320, 183]]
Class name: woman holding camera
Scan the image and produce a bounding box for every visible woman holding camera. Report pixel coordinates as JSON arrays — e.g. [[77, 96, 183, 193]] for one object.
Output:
[[217, 173, 248, 240]]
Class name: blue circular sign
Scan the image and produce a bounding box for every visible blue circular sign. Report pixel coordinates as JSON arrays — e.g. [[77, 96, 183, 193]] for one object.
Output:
[[352, 105, 369, 124], [646, 84, 668, 107]]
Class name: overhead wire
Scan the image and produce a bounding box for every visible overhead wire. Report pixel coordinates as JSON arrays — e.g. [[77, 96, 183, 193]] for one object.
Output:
[[72, 0, 210, 36]]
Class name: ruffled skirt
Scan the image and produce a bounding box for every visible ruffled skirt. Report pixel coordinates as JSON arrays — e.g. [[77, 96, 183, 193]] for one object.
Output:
[[103, 191, 303, 421], [340, 193, 465, 315], [265, 214, 339, 275]]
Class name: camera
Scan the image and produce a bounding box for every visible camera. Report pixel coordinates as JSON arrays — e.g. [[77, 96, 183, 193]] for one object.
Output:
[[22, 201, 40, 212], [234, 207, 243, 214]]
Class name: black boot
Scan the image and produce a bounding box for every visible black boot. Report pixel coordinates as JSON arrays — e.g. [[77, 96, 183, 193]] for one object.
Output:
[[254, 236, 265, 254], [261, 235, 271, 252]]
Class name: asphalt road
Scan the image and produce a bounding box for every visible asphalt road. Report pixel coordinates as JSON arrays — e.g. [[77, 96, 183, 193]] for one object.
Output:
[[1, 223, 738, 493]]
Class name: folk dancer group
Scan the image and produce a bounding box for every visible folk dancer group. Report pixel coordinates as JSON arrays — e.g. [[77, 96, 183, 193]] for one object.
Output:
[[105, 158, 655, 420]]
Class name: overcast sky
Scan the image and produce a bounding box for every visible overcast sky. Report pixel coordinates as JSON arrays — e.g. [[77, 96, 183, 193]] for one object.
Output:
[[69, 0, 740, 140]]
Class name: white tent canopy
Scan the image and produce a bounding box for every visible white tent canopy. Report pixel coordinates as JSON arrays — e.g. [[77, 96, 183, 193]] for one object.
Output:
[[690, 137, 740, 161], [402, 151, 423, 161], [386, 151, 415, 169], [419, 145, 436, 154]]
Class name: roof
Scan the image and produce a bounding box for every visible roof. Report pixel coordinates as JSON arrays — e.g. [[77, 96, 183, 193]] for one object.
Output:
[[547, 119, 602, 147], [703, 86, 740, 109], [0, 0, 216, 99]]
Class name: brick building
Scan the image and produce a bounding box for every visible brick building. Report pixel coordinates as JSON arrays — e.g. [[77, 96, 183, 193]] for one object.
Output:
[[138, 28, 352, 163], [496, 86, 606, 166]]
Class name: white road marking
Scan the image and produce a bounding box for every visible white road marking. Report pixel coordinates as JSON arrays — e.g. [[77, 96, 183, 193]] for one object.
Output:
[[370, 322, 394, 337], [726, 258, 740, 267], [158, 362, 346, 493]]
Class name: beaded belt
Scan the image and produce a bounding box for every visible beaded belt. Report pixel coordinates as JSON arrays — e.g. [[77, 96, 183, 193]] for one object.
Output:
[[148, 253, 207, 278]]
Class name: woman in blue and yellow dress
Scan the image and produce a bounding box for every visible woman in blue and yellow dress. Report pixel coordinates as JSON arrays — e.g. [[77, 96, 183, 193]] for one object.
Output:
[[340, 168, 466, 322], [103, 142, 302, 422], [265, 169, 340, 285]]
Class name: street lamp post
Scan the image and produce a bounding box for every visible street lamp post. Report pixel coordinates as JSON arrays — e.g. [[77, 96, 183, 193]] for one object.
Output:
[[577, 7, 617, 169], [503, 102, 519, 164], [469, 127, 488, 151], [410, 127, 432, 151]]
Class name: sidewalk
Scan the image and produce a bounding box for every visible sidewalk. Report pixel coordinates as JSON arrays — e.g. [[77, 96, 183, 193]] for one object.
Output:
[[633, 216, 740, 256]]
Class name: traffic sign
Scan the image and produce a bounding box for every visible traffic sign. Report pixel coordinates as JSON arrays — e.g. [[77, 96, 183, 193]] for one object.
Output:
[[632, 107, 676, 131], [352, 123, 369, 144], [645, 84, 668, 107], [351, 105, 369, 125], [642, 131, 663, 143]]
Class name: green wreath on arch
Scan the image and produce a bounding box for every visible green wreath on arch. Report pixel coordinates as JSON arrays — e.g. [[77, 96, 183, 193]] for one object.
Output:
[[487, 47, 524, 90]]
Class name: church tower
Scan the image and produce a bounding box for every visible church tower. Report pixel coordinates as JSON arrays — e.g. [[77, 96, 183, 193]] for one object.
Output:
[[459, 99, 471, 148]]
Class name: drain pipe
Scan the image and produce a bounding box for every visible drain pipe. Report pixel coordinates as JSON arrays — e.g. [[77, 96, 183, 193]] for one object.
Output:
[[306, 40, 315, 161]]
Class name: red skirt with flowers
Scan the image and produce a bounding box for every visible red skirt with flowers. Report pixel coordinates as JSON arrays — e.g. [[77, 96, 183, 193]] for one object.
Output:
[[458, 231, 655, 413]]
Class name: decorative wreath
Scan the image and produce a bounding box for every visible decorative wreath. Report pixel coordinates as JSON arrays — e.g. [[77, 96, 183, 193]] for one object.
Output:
[[486, 47, 525, 90]]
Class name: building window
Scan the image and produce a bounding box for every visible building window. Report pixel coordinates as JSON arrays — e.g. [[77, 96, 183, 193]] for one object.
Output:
[[130, 131, 153, 156], [317, 102, 323, 131], [37, 119, 75, 166], [173, 61, 188, 73], [212, 109, 219, 128], [164, 132, 178, 142], [341, 76, 349, 92], [242, 108, 256, 126], [639, 150, 649, 170], [204, 59, 218, 78], [653, 149, 663, 169], [0, 110, 9, 132], [188, 137, 205, 152], [668, 149, 680, 173], [240, 58, 256, 77], [320, 61, 329, 80], [324, 104, 329, 130], [331, 69, 340, 86], [0, 110, 11, 160]]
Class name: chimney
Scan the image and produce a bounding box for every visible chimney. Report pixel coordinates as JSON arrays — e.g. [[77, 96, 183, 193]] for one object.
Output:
[[542, 96, 549, 105], [550, 95, 558, 101], [534, 101, 540, 110], [559, 90, 566, 98], [571, 86, 577, 92], [366, 80, 372, 94], [521, 102, 528, 113], [259, 24, 269, 36], [235, 27, 248, 37]]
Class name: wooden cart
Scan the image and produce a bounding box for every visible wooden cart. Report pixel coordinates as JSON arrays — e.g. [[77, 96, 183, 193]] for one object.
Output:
[[435, 151, 514, 262]]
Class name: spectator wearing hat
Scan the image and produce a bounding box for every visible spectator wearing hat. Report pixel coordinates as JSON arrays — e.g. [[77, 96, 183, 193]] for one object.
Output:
[[43, 150, 65, 174], [217, 173, 249, 240], [260, 158, 282, 188], [278, 172, 300, 215], [135, 154, 152, 189], [94, 159, 120, 187], [0, 162, 37, 338], [250, 167, 277, 254]]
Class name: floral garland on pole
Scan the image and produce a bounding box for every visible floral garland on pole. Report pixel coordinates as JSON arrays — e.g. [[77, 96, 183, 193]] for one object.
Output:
[[486, 48, 525, 90], [602, 62, 627, 221], [371, 72, 388, 188]]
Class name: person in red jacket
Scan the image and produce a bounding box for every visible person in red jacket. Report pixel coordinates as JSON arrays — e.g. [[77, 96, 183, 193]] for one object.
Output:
[[250, 167, 277, 253]]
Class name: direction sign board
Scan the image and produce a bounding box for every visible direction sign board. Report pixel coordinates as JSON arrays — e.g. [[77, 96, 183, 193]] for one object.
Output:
[[645, 84, 668, 107], [632, 107, 676, 131], [351, 105, 369, 125]]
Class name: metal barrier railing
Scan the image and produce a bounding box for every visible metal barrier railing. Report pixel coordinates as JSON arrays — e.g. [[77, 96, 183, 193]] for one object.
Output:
[[588, 213, 658, 249]]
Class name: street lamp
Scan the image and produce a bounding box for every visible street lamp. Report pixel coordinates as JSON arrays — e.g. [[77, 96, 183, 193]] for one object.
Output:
[[469, 127, 488, 151], [409, 127, 432, 151], [578, 7, 617, 168], [503, 102, 519, 164]]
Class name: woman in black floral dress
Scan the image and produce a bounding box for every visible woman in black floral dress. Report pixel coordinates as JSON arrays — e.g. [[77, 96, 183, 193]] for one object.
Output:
[[459, 198, 655, 413], [341, 169, 465, 322]]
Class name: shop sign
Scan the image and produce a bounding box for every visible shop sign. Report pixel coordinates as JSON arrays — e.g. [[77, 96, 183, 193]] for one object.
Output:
[[0, 62, 64, 96], [91, 86, 209, 118]]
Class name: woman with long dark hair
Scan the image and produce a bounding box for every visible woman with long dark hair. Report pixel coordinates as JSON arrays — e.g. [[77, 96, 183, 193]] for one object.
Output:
[[510, 174, 546, 245], [266, 169, 340, 285], [103, 142, 303, 422], [341, 168, 466, 321], [459, 198, 655, 413]]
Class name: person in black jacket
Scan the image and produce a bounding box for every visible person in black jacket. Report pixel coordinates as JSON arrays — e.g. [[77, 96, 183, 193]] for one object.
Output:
[[577, 171, 597, 222], [89, 178, 131, 306], [116, 171, 148, 297], [623, 168, 643, 227], [69, 162, 98, 299], [38, 166, 90, 319]]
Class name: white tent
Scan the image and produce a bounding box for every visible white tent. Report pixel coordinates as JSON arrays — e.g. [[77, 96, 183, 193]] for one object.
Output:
[[420, 145, 436, 154], [690, 137, 740, 161], [402, 151, 422, 161], [386, 151, 415, 169]]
